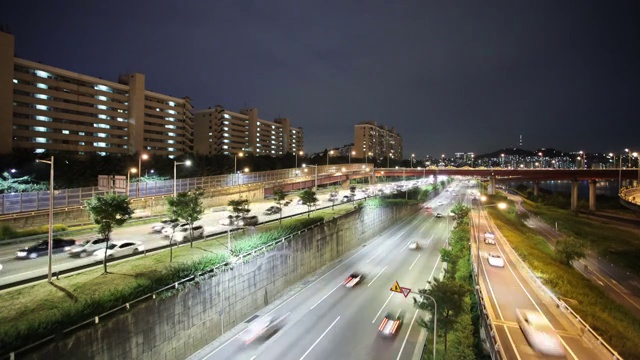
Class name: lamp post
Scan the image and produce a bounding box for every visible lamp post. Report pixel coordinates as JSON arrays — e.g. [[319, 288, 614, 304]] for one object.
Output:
[[349, 150, 355, 164], [327, 150, 333, 166], [234, 152, 244, 185], [387, 153, 392, 168], [137, 154, 148, 197], [625, 148, 630, 168], [35, 156, 54, 283], [501, 154, 505, 168], [295, 150, 303, 174], [471, 154, 474, 168], [173, 160, 192, 197], [421, 293, 438, 360], [127, 168, 137, 197], [634, 152, 639, 184], [609, 153, 616, 170], [365, 152, 372, 166], [303, 164, 318, 192], [411, 153, 415, 168]]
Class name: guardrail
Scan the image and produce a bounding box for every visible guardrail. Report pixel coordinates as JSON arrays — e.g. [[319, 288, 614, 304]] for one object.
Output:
[[2, 196, 369, 359], [0, 164, 370, 216]]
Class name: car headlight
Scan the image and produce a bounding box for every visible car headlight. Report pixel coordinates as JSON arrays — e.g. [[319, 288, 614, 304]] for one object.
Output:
[[64, 246, 72, 251], [16, 251, 27, 257]]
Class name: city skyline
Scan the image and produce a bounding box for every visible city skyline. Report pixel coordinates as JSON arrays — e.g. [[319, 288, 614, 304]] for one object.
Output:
[[2, 1, 639, 156]]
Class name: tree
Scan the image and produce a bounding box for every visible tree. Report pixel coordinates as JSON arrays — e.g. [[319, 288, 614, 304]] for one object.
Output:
[[273, 186, 286, 224], [299, 189, 318, 217], [85, 194, 133, 274], [450, 202, 469, 220], [166, 188, 204, 248], [227, 197, 251, 222], [413, 278, 468, 352], [447, 304, 476, 360], [555, 235, 586, 265]]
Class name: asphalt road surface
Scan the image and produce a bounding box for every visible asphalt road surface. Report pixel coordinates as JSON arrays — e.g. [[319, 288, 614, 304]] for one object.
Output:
[[188, 187, 462, 360]]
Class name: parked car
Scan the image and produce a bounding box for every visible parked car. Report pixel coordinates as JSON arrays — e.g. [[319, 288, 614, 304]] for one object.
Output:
[[161, 222, 189, 237], [66, 238, 108, 257], [150, 219, 179, 233], [238, 216, 259, 227], [93, 241, 145, 260], [16, 238, 76, 259], [516, 309, 565, 357], [171, 225, 204, 243], [264, 206, 281, 215]]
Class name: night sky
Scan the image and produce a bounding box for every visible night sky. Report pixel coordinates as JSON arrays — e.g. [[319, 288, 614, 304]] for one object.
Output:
[[2, 1, 639, 157]]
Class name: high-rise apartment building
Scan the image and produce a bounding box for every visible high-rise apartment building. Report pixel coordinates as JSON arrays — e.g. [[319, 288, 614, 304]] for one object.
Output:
[[193, 105, 303, 156], [353, 121, 402, 160], [0, 31, 193, 156]]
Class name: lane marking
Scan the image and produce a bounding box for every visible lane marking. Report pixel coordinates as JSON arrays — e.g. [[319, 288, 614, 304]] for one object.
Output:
[[502, 324, 522, 360], [309, 283, 342, 310], [367, 266, 388, 287], [425, 255, 441, 288], [299, 316, 340, 360], [396, 309, 419, 360], [372, 293, 394, 323], [409, 254, 421, 270]]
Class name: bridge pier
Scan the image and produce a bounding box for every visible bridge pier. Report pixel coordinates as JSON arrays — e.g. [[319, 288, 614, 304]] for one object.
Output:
[[488, 176, 496, 195], [571, 180, 579, 211], [589, 180, 597, 211], [533, 181, 540, 196]]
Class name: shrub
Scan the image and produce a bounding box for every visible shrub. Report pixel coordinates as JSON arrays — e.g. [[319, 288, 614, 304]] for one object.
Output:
[[0, 224, 17, 240]]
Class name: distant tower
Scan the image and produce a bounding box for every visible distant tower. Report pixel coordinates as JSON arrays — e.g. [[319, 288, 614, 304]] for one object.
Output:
[[519, 135, 523, 147]]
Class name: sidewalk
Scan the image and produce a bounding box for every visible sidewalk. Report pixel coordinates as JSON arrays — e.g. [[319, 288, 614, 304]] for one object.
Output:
[[506, 194, 640, 320]]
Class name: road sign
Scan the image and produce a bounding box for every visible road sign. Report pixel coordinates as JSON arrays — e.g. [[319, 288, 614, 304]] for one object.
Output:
[[401, 287, 411, 298], [390, 280, 402, 293]]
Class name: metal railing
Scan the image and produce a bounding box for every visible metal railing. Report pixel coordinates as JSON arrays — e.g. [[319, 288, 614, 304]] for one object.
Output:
[[0, 164, 369, 215]]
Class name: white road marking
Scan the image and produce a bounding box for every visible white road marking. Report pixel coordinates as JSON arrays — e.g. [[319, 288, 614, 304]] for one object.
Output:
[[397, 309, 420, 360], [299, 316, 340, 360], [368, 266, 388, 287], [409, 254, 421, 270], [310, 283, 342, 310], [372, 293, 394, 323]]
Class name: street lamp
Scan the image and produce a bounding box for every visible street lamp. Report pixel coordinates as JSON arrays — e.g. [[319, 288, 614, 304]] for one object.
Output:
[[411, 153, 415, 168], [302, 164, 318, 192], [349, 150, 355, 164], [234, 152, 244, 185], [633, 152, 639, 184], [327, 150, 333, 166], [137, 153, 148, 197], [421, 293, 438, 360], [501, 154, 505, 168], [609, 153, 616, 170], [365, 152, 372, 165], [173, 160, 191, 197], [35, 156, 54, 283], [295, 150, 304, 172], [441, 154, 445, 166], [387, 153, 392, 168], [127, 168, 137, 197]]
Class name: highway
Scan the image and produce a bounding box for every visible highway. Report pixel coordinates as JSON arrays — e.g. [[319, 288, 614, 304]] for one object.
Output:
[[188, 187, 463, 360], [0, 187, 374, 286], [472, 196, 607, 359]]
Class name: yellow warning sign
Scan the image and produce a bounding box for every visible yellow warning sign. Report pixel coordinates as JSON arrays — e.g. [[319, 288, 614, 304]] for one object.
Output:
[[390, 280, 402, 293]]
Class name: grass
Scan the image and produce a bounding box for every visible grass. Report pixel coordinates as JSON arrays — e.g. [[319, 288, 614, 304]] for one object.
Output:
[[486, 200, 640, 359], [0, 200, 371, 353]]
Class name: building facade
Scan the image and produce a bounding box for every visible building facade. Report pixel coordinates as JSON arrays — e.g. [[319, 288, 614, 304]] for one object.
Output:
[[353, 121, 402, 160], [0, 31, 193, 156], [193, 105, 303, 156]]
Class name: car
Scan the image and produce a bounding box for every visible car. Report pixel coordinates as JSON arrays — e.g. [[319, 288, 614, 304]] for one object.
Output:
[[341, 195, 354, 203], [66, 237, 107, 257], [171, 225, 204, 243], [378, 312, 404, 337], [487, 253, 505, 267], [282, 199, 292, 206], [408, 241, 419, 250], [484, 231, 495, 240], [238, 215, 259, 227], [435, 213, 443, 218], [150, 219, 179, 233], [93, 241, 145, 260], [296, 198, 305, 205], [241, 314, 288, 345], [484, 237, 496, 245], [161, 222, 189, 237], [516, 309, 565, 357], [343, 272, 365, 287], [16, 238, 76, 259], [264, 206, 281, 215]]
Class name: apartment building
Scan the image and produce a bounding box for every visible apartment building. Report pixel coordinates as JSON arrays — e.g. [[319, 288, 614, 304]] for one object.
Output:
[[353, 121, 402, 160], [193, 105, 304, 156], [0, 31, 193, 156]]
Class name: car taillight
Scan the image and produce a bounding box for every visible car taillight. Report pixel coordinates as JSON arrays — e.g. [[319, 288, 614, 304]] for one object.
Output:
[[378, 318, 388, 331], [391, 320, 400, 334], [343, 277, 352, 285]]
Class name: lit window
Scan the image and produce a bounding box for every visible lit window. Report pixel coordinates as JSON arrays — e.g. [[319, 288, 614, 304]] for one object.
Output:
[[94, 84, 113, 93], [96, 95, 108, 101], [35, 105, 49, 111], [35, 116, 51, 122], [96, 133, 108, 138], [62, 130, 69, 134], [223, 114, 231, 119], [94, 142, 108, 147], [33, 127, 48, 132], [79, 132, 85, 136], [34, 137, 47, 143], [34, 149, 45, 153], [97, 105, 107, 110], [98, 114, 110, 120], [36, 83, 48, 89], [35, 70, 51, 78], [13, 79, 18, 84], [168, 101, 176, 106]]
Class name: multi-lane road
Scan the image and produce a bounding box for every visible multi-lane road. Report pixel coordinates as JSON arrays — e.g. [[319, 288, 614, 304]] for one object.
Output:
[[0, 188, 373, 286], [188, 187, 463, 360], [472, 197, 608, 359]]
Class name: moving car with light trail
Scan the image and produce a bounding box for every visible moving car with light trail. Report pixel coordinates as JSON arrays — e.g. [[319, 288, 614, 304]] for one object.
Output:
[[150, 219, 179, 233], [343, 272, 365, 287], [66, 238, 107, 257], [93, 241, 145, 260], [378, 312, 403, 337], [171, 225, 204, 243], [408, 241, 419, 250], [516, 309, 565, 357], [161, 222, 189, 237], [16, 238, 76, 259], [487, 253, 505, 268], [242, 314, 288, 345]]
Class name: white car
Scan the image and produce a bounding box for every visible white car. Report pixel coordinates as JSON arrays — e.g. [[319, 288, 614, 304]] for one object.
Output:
[[484, 237, 496, 245], [171, 225, 204, 243], [408, 241, 419, 250], [484, 232, 495, 240], [516, 309, 565, 357], [93, 241, 145, 260], [66, 238, 107, 257], [150, 219, 178, 233], [487, 253, 505, 268], [161, 222, 189, 237], [241, 314, 287, 345]]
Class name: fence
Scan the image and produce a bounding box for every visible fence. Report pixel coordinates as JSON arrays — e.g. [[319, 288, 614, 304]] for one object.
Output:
[[0, 164, 369, 215]]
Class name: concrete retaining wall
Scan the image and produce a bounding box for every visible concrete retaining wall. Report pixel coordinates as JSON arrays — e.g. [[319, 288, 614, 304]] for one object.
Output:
[[22, 204, 418, 360]]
